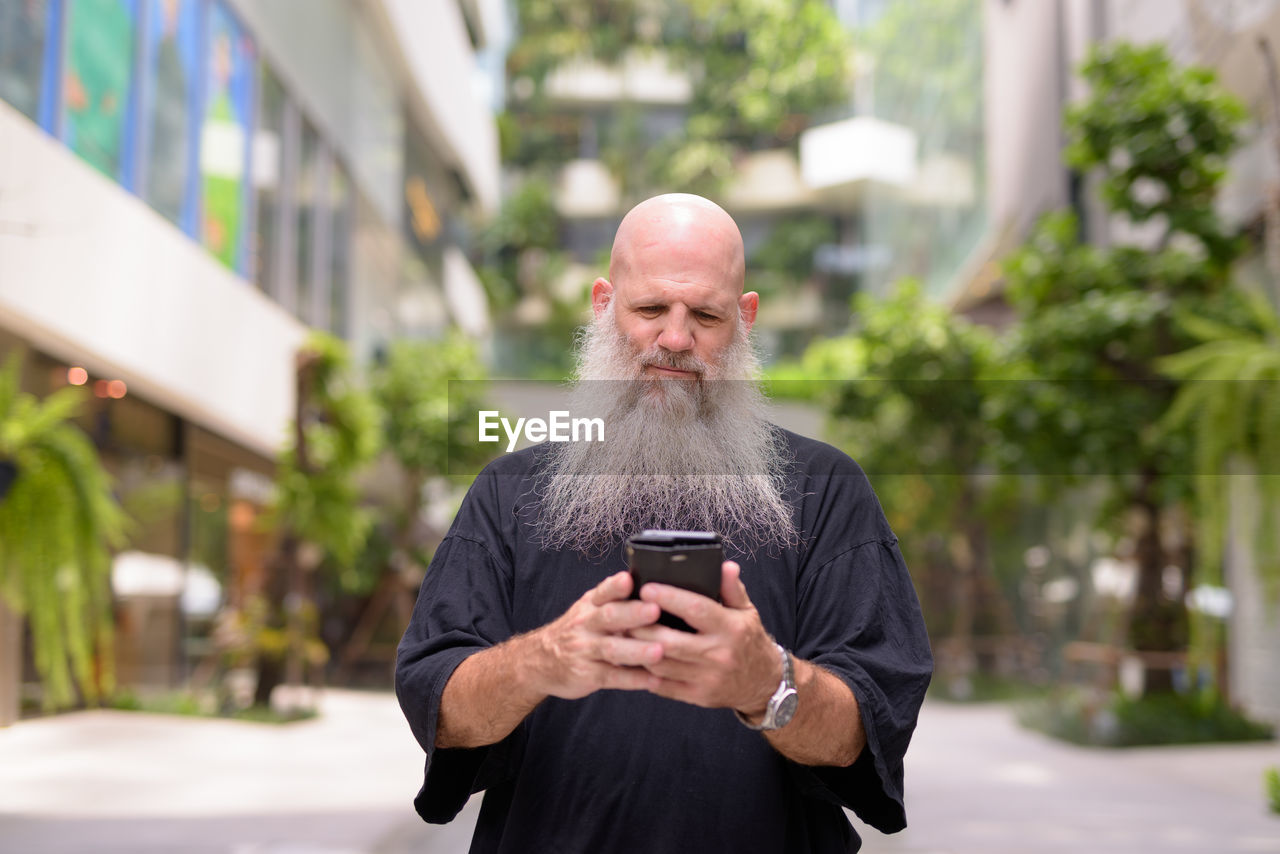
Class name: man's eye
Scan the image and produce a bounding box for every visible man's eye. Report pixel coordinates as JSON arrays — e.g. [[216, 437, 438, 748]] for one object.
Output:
[[637, 306, 663, 316], [695, 312, 719, 322]]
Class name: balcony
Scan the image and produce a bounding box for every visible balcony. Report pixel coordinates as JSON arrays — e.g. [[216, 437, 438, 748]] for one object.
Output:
[[543, 52, 692, 107], [798, 115, 917, 205]]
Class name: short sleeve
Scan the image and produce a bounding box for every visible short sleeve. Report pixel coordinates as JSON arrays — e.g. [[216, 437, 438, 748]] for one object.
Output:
[[394, 530, 519, 823], [792, 539, 933, 833]]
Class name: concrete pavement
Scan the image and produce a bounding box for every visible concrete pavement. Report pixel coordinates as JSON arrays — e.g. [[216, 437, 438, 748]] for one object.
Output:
[[1, 691, 1278, 853]]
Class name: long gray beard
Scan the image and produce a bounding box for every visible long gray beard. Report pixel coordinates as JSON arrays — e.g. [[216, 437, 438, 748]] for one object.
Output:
[[533, 308, 799, 557]]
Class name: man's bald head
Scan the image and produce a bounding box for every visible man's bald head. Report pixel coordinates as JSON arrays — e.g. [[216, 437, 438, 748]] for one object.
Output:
[[608, 194, 746, 294]]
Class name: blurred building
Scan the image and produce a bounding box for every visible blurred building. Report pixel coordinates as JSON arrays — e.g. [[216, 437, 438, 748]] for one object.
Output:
[[0, 0, 500, 709], [495, 0, 986, 367], [972, 0, 1280, 723]]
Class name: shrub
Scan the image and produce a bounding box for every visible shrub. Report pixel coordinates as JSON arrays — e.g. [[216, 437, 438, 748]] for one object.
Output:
[[1019, 688, 1273, 747]]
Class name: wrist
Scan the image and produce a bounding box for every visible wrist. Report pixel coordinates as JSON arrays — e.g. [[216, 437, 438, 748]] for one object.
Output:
[[510, 629, 555, 701], [735, 642, 799, 732], [736, 638, 784, 718]]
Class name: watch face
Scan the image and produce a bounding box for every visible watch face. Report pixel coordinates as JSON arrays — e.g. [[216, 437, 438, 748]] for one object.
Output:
[[774, 690, 799, 728]]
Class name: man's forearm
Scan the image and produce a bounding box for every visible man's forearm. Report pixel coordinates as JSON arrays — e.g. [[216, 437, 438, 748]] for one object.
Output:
[[435, 633, 547, 749], [762, 659, 866, 767], [435, 571, 665, 749]]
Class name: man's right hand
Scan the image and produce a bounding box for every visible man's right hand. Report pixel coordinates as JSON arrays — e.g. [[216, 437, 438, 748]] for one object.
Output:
[[530, 570, 665, 699], [436, 571, 662, 748]]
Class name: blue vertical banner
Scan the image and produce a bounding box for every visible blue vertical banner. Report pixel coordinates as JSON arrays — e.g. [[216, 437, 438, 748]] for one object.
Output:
[[200, 0, 255, 274], [38, 0, 65, 134], [138, 0, 202, 230]]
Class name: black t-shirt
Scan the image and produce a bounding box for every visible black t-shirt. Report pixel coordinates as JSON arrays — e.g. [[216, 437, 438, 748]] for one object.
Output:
[[395, 428, 933, 854]]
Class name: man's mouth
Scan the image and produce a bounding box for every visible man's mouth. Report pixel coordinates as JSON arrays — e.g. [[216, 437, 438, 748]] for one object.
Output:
[[644, 364, 699, 378]]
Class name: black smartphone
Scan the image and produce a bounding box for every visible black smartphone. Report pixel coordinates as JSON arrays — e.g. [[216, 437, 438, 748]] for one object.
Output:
[[626, 530, 723, 632]]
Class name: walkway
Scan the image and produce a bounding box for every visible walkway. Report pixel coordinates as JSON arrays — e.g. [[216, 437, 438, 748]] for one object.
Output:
[[1, 692, 1278, 852]]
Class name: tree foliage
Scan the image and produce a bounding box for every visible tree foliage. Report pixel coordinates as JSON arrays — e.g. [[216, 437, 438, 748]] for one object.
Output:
[[784, 282, 1021, 680], [504, 0, 852, 194], [1159, 291, 1280, 600], [1000, 43, 1248, 676], [273, 333, 381, 567], [372, 334, 493, 483], [0, 354, 127, 708]]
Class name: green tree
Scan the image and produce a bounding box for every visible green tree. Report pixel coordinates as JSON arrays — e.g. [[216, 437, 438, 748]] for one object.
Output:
[[248, 333, 380, 707], [1000, 43, 1248, 692], [332, 335, 496, 677], [786, 282, 1020, 695], [0, 354, 128, 709]]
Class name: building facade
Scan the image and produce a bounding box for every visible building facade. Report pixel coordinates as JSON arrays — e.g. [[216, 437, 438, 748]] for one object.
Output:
[[0, 0, 500, 719]]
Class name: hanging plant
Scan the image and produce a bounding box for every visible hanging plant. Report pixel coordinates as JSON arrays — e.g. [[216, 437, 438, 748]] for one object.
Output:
[[0, 354, 128, 708], [1159, 291, 1280, 676]]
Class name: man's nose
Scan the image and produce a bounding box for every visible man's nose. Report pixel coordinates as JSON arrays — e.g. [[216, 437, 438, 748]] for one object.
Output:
[[656, 314, 694, 352]]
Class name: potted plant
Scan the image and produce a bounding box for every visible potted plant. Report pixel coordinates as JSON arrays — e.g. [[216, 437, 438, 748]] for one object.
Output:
[[0, 353, 127, 711]]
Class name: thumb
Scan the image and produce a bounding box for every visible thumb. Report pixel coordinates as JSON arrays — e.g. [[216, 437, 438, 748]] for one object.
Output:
[[720, 561, 752, 610]]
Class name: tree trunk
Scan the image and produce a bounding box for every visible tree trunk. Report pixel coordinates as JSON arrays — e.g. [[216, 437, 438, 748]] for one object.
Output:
[[1126, 477, 1188, 694], [252, 534, 298, 708], [253, 349, 319, 708], [944, 480, 985, 698]]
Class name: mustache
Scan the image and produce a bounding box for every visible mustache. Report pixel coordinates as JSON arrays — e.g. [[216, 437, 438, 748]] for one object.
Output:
[[640, 348, 709, 375]]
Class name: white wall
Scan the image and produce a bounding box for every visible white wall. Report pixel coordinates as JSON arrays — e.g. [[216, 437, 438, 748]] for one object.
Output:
[[1227, 472, 1280, 725], [983, 0, 1070, 236], [0, 102, 307, 459]]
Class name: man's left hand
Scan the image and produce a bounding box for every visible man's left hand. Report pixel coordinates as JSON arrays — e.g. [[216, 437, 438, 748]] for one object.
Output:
[[629, 561, 779, 717]]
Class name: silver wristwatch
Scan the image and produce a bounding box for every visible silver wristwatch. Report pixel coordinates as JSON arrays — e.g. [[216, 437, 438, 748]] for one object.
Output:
[[735, 642, 798, 731]]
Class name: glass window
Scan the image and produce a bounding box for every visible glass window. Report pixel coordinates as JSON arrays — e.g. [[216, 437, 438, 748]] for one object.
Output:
[[329, 162, 351, 337], [61, 0, 141, 181], [200, 0, 255, 273], [0, 0, 52, 123], [251, 63, 286, 296], [295, 118, 320, 323], [141, 0, 200, 228]]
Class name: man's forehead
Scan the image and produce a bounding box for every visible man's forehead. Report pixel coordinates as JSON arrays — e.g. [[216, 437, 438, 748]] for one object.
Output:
[[610, 195, 745, 293]]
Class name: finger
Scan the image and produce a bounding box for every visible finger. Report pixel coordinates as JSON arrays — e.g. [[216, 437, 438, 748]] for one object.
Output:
[[590, 599, 660, 633], [590, 570, 633, 606], [638, 583, 722, 633], [596, 664, 662, 693], [628, 624, 709, 662], [642, 657, 704, 682], [720, 561, 752, 610], [594, 635, 663, 667], [646, 677, 710, 707], [628, 624, 692, 645]]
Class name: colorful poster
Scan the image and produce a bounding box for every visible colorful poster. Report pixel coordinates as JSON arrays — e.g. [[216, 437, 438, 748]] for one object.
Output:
[[143, 0, 201, 228], [201, 0, 255, 272], [62, 0, 140, 180]]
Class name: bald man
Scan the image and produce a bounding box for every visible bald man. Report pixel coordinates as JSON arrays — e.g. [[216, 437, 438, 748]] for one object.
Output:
[[396, 195, 932, 853]]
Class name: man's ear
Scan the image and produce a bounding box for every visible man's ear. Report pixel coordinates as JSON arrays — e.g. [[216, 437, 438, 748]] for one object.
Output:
[[592, 278, 614, 317], [739, 291, 759, 332]]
